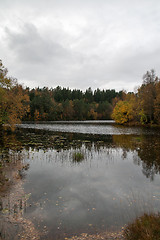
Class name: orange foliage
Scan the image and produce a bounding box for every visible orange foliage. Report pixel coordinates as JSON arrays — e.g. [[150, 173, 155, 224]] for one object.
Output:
[[112, 100, 134, 124], [0, 60, 30, 129]]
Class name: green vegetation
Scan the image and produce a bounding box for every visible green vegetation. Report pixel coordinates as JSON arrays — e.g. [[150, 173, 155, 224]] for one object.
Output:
[[27, 86, 121, 121], [124, 213, 160, 240], [72, 151, 84, 162]]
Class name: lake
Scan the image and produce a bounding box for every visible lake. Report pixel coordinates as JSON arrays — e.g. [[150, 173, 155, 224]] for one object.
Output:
[[1, 121, 160, 239]]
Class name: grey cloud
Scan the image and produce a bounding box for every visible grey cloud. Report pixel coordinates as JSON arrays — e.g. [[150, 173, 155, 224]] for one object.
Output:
[[1, 0, 160, 91], [5, 23, 70, 64], [3, 22, 86, 88]]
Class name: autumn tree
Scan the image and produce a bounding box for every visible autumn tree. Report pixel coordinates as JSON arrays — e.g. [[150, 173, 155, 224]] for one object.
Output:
[[62, 100, 74, 120], [137, 70, 157, 123], [154, 81, 160, 124], [0, 60, 30, 129], [111, 70, 160, 125], [111, 100, 134, 124]]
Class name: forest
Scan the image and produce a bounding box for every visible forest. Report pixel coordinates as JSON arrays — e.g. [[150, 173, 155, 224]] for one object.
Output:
[[1, 59, 160, 128], [0, 59, 122, 127], [27, 86, 122, 121]]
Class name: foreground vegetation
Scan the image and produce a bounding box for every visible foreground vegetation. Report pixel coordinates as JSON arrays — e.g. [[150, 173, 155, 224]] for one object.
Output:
[[124, 213, 160, 240], [63, 213, 160, 240]]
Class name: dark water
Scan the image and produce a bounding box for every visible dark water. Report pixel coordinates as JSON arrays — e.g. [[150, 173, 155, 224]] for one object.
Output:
[[1, 121, 160, 239]]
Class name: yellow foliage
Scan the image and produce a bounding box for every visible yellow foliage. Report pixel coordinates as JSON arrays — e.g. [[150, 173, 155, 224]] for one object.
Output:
[[0, 60, 30, 129], [34, 109, 40, 121], [112, 100, 134, 124]]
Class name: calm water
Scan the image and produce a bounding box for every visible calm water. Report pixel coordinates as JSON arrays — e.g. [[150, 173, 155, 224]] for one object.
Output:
[[19, 120, 159, 135], [1, 121, 160, 239]]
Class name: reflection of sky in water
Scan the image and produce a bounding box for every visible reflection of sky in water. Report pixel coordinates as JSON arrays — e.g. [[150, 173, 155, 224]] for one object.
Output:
[[23, 144, 160, 238], [18, 121, 159, 135]]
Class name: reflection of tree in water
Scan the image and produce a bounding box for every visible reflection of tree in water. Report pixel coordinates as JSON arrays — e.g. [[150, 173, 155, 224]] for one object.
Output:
[[0, 132, 25, 189], [2, 129, 160, 182], [137, 137, 160, 181], [0, 131, 31, 191], [112, 135, 140, 151], [112, 135, 140, 160], [112, 134, 160, 181], [13, 128, 114, 152]]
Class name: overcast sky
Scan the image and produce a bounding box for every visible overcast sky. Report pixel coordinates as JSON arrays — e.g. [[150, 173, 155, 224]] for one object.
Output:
[[0, 0, 160, 92]]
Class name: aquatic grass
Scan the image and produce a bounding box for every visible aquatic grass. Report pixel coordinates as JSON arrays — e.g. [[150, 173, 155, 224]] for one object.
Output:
[[72, 151, 84, 163], [124, 213, 160, 240]]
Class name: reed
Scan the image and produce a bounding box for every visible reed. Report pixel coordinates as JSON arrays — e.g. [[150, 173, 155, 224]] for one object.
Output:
[[124, 213, 160, 240]]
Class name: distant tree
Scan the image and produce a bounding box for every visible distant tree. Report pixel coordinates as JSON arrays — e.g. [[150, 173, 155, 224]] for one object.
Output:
[[88, 108, 98, 120], [53, 86, 63, 102], [62, 100, 74, 120], [71, 89, 83, 100], [73, 99, 87, 120], [97, 101, 112, 119], [143, 69, 157, 85], [84, 87, 93, 103], [104, 89, 117, 103], [94, 88, 101, 102]]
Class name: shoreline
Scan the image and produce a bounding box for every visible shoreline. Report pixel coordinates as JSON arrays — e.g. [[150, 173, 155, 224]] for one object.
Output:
[[0, 158, 42, 240]]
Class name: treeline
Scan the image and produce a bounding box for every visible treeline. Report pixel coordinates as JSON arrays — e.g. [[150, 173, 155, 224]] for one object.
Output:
[[27, 86, 122, 121], [112, 69, 160, 125], [1, 59, 160, 127], [0, 60, 123, 128]]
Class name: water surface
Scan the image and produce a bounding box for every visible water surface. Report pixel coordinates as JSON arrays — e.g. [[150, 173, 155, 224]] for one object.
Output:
[[1, 121, 160, 239], [19, 120, 159, 135]]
